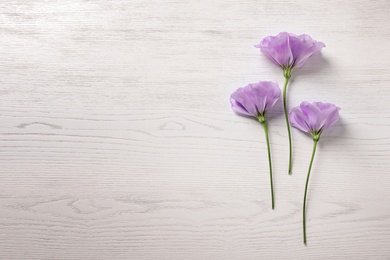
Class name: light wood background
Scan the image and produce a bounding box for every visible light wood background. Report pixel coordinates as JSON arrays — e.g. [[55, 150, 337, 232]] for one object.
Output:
[[1, 0, 390, 259]]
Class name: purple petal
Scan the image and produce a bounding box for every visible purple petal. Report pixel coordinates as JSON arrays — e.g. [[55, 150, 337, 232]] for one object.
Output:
[[230, 97, 252, 117], [230, 88, 258, 117], [255, 32, 293, 67], [314, 102, 340, 130], [249, 81, 281, 112], [300, 102, 323, 131], [290, 34, 325, 68], [289, 107, 311, 133]]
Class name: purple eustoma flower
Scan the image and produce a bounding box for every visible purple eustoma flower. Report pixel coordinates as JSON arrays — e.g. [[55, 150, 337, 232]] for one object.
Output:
[[289, 101, 340, 245], [290, 102, 340, 138], [230, 81, 281, 209], [255, 32, 325, 71], [230, 81, 281, 119], [255, 32, 325, 174]]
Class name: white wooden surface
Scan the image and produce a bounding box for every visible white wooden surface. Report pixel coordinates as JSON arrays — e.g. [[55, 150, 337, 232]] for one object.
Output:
[[1, 0, 390, 259]]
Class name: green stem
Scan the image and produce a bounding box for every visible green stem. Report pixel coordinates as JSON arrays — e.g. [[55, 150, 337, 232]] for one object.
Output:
[[303, 140, 318, 245], [283, 75, 293, 175], [262, 121, 274, 210]]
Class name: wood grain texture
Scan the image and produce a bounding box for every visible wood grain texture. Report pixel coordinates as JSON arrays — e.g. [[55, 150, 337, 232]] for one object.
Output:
[[1, 0, 390, 259]]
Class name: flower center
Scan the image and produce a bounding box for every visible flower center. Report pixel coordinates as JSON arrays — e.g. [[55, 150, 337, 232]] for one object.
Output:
[[283, 66, 292, 79], [257, 114, 266, 124]]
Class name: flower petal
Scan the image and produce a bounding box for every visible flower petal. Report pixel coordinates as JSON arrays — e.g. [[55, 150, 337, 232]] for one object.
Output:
[[291, 34, 325, 68], [300, 102, 323, 131], [289, 107, 311, 133], [230, 87, 258, 117], [256, 32, 293, 67], [230, 97, 252, 116]]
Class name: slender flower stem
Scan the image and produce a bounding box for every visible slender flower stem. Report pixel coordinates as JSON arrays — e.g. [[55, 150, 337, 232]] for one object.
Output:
[[261, 121, 274, 210], [303, 140, 318, 245], [282, 75, 293, 174]]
